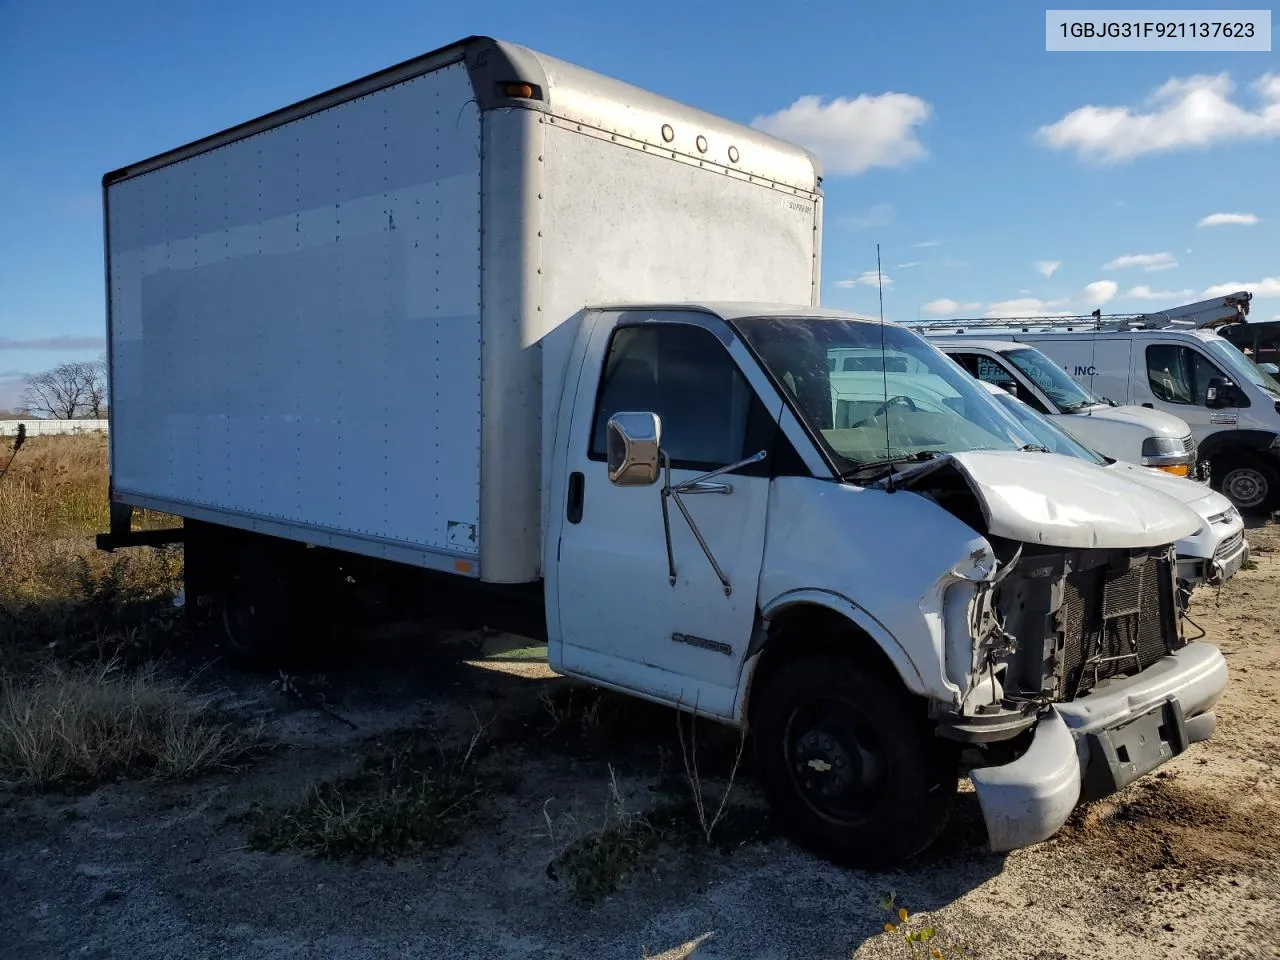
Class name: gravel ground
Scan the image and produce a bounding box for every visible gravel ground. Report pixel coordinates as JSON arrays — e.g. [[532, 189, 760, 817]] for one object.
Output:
[[3, 522, 1278, 960]]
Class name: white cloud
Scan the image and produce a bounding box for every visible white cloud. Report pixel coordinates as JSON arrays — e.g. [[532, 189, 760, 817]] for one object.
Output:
[[1197, 212, 1260, 228], [921, 298, 981, 317], [835, 270, 893, 289], [1037, 72, 1280, 163], [913, 240, 942, 248], [842, 203, 894, 230], [1033, 260, 1062, 278], [981, 279, 1122, 317], [984, 298, 1073, 318], [752, 91, 932, 176], [1202, 277, 1280, 299], [1103, 252, 1177, 272], [1082, 280, 1119, 308], [896, 261, 922, 269], [1127, 285, 1194, 301]]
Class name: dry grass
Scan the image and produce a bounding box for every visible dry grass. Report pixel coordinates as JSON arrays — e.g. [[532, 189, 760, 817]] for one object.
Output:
[[0, 434, 182, 663], [0, 436, 242, 788], [0, 660, 254, 786]]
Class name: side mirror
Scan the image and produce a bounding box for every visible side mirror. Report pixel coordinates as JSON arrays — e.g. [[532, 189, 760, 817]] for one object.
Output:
[[606, 411, 662, 486], [1261, 362, 1279, 376], [1205, 377, 1238, 409]]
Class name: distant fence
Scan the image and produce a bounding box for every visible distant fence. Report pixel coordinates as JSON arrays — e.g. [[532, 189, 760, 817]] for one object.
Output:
[[0, 419, 109, 437]]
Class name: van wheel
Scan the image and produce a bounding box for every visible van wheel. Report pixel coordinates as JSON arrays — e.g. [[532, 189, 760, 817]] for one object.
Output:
[[1217, 458, 1278, 513], [753, 656, 957, 866]]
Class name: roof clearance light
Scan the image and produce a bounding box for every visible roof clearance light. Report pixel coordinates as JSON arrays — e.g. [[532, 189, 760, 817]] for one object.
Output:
[[504, 82, 535, 99]]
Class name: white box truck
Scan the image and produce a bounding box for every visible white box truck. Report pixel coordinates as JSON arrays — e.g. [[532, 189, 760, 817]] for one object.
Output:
[[98, 35, 1227, 865]]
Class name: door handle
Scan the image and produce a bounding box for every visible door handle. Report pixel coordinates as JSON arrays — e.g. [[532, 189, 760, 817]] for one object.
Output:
[[1142, 402, 1153, 408], [566, 471, 584, 524]]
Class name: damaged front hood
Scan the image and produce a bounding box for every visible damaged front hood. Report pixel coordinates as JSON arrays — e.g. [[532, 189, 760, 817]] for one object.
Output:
[[880, 450, 1203, 549]]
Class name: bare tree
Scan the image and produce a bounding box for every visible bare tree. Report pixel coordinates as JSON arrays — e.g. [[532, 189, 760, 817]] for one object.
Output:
[[20, 359, 107, 420], [84, 354, 108, 419]]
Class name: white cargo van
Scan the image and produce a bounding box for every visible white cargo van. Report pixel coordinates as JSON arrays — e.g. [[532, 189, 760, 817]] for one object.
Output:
[[923, 294, 1280, 512], [97, 35, 1225, 865], [976, 382, 1249, 589], [924, 337, 1199, 478]]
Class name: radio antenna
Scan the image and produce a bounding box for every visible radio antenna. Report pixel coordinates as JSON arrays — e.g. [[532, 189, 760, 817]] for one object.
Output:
[[877, 243, 894, 492]]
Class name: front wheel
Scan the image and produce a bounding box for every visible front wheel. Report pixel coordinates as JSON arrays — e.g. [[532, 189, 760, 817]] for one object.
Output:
[[752, 656, 957, 867], [1217, 457, 1279, 513]]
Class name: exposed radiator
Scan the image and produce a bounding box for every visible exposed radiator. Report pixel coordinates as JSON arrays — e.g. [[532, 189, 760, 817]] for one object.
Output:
[[1056, 553, 1179, 700]]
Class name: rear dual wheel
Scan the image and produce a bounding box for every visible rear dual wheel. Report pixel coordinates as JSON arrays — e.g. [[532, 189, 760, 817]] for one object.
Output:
[[753, 656, 957, 866]]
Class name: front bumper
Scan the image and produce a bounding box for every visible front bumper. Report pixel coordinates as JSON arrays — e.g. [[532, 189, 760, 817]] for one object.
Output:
[[969, 641, 1227, 853], [1176, 536, 1250, 586]]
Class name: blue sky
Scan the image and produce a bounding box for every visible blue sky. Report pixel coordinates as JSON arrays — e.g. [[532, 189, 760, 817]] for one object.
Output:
[[1, 0, 1277, 409]]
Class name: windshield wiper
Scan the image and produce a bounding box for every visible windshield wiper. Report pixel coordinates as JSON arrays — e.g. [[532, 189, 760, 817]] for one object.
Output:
[[839, 450, 943, 480], [1020, 443, 1050, 453]]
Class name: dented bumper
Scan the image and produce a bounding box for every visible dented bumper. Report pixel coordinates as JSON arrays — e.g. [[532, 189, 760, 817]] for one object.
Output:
[[969, 641, 1228, 853]]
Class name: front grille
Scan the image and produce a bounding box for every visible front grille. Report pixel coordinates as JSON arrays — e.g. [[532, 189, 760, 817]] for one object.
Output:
[[1056, 554, 1179, 700], [1215, 530, 1244, 560]]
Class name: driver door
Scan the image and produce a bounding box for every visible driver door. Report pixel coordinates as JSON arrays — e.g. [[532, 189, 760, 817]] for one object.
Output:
[[547, 311, 777, 720]]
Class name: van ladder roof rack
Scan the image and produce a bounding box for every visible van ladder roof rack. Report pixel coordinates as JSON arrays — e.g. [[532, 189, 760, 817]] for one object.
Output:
[[906, 291, 1252, 336]]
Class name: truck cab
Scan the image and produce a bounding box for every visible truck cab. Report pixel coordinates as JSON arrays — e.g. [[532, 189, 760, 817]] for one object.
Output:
[[546, 303, 1225, 863], [928, 337, 1199, 479]]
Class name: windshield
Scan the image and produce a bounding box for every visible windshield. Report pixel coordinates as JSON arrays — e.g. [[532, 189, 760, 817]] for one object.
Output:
[[1003, 347, 1102, 411], [1204, 337, 1280, 399], [732, 316, 1031, 471], [989, 391, 1108, 465]]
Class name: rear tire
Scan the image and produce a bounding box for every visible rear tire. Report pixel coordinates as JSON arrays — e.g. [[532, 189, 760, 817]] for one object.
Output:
[[214, 546, 295, 668], [752, 655, 957, 867], [1216, 457, 1278, 513]]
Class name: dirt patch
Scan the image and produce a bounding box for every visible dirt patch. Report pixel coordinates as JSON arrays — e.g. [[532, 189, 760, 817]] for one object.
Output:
[[1059, 773, 1280, 879]]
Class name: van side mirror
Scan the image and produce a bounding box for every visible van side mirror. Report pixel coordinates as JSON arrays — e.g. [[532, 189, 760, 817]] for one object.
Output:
[[606, 412, 662, 486], [1205, 377, 1240, 409]]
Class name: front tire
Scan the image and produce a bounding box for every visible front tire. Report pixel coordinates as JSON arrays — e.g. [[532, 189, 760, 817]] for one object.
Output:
[[752, 656, 957, 866], [1217, 457, 1279, 513]]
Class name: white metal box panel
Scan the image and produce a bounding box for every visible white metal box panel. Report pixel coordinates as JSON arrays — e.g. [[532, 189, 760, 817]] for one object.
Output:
[[474, 110, 821, 583], [107, 63, 483, 560]]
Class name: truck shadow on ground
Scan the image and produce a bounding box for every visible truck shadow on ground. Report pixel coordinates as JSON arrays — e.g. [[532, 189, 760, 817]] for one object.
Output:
[[185, 619, 1009, 942]]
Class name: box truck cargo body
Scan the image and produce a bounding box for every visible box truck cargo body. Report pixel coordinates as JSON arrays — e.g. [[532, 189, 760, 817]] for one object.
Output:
[[103, 37, 822, 582], [100, 36, 1227, 867]]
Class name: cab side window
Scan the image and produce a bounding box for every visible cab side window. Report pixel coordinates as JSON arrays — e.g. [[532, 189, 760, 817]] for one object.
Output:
[[589, 324, 769, 472], [951, 351, 1050, 414], [1146, 345, 1225, 405]]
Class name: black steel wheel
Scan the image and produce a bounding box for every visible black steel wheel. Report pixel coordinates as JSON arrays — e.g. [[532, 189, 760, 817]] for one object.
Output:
[[1217, 457, 1278, 513], [753, 655, 957, 866]]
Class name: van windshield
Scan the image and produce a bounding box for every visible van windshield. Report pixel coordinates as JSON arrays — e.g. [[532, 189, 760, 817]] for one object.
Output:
[[989, 391, 1109, 466], [732, 316, 1029, 473], [1003, 347, 1102, 411], [1204, 337, 1280, 399]]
